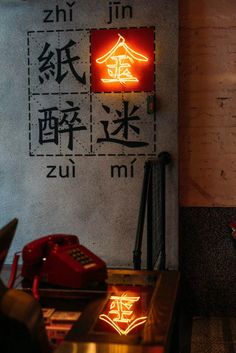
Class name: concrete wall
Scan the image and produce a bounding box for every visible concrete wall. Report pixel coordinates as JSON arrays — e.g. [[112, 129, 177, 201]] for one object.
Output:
[[0, 0, 178, 268], [179, 0, 236, 314], [180, 0, 236, 207]]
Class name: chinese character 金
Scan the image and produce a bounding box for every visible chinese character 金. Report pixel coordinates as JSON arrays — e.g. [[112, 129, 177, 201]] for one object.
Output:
[[96, 34, 148, 84]]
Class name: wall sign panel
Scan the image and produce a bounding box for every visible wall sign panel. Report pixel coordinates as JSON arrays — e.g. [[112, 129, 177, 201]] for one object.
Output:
[[28, 27, 156, 157], [0, 0, 178, 269]]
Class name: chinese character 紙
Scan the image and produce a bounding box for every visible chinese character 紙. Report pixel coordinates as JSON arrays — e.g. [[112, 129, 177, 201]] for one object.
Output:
[[38, 100, 87, 151], [97, 100, 149, 148], [38, 40, 86, 85], [96, 34, 148, 84]]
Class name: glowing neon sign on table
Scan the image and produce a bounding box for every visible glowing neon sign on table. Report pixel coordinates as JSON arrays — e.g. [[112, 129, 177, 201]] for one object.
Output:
[[99, 292, 147, 335], [55, 270, 180, 353]]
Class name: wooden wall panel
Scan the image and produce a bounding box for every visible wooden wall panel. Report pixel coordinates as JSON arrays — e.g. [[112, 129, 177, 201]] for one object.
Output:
[[179, 0, 236, 206]]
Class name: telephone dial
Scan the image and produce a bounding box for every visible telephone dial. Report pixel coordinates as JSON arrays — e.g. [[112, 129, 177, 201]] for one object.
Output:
[[20, 234, 107, 290]]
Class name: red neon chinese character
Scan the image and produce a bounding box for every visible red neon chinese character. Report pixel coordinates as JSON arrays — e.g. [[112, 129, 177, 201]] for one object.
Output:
[[99, 293, 147, 335], [91, 28, 155, 92], [96, 34, 148, 84]]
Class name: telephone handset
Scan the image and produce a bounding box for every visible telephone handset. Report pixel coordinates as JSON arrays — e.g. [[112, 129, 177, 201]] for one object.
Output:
[[21, 234, 107, 289]]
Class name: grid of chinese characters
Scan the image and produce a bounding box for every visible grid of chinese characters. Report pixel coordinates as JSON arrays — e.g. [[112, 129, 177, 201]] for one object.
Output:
[[28, 28, 156, 157]]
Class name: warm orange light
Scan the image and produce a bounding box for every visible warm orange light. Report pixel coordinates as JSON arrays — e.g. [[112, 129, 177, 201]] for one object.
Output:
[[91, 28, 154, 92], [96, 34, 148, 85], [99, 293, 147, 335]]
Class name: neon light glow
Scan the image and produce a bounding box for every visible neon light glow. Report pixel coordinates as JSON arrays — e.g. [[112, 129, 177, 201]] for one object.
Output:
[[91, 28, 154, 92], [99, 293, 147, 335], [96, 34, 148, 84]]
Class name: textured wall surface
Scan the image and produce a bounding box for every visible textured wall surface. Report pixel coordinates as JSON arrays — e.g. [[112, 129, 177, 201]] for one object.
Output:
[[0, 0, 178, 268], [180, 207, 236, 315], [179, 0, 236, 314], [179, 0, 236, 207]]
